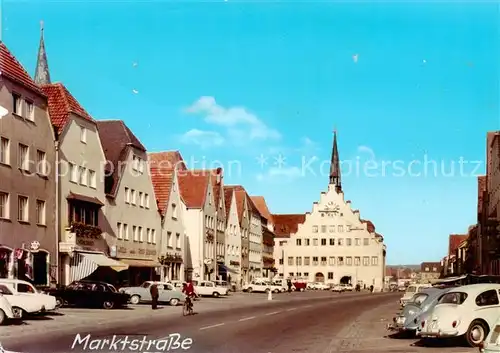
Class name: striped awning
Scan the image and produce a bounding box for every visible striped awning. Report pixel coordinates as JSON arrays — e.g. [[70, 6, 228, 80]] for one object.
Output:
[[70, 252, 128, 282]]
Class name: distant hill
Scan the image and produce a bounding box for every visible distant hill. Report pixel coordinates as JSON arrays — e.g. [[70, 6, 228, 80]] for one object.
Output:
[[386, 264, 420, 270]]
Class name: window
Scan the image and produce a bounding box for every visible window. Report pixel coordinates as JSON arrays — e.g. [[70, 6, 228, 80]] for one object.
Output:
[[363, 238, 369, 246], [18, 196, 28, 222], [296, 239, 301, 246], [329, 238, 335, 246], [89, 170, 96, 188], [175, 233, 180, 249], [125, 188, 130, 203], [145, 194, 150, 208], [321, 225, 327, 233], [69, 163, 77, 182], [329, 225, 335, 233], [475, 290, 499, 306], [355, 238, 360, 246], [139, 226, 143, 242], [328, 272, 333, 280], [354, 257, 360, 266], [329, 256, 335, 266], [172, 204, 177, 219], [304, 257, 310, 266], [123, 224, 129, 240], [279, 259, 284, 265], [36, 200, 45, 225], [313, 238, 318, 246], [12, 93, 21, 115], [0, 137, 9, 164], [25, 101, 34, 121], [305, 239, 310, 246], [0, 192, 9, 219], [338, 238, 343, 246], [346, 225, 351, 232], [117, 223, 123, 239], [36, 150, 46, 175], [319, 238, 325, 246], [146, 228, 150, 243], [371, 256, 378, 266], [130, 190, 136, 205], [338, 225, 344, 232], [363, 256, 370, 266], [312, 225, 318, 233], [288, 257, 294, 266], [133, 226, 138, 241], [18, 144, 29, 170], [312, 257, 318, 266], [151, 229, 156, 244], [346, 257, 352, 266], [303, 272, 309, 277], [346, 238, 352, 246], [296, 257, 302, 266], [338, 257, 344, 266], [439, 292, 468, 305], [80, 126, 87, 143], [432, 267, 437, 272], [289, 272, 294, 277], [79, 167, 87, 185]]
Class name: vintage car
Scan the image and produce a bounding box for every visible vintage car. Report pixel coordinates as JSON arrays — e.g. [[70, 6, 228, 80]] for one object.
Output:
[[478, 315, 500, 352], [119, 281, 186, 306], [388, 287, 450, 334], [310, 282, 330, 290], [194, 281, 228, 297], [400, 283, 431, 307], [331, 284, 344, 292], [48, 280, 130, 309], [0, 286, 22, 324], [0, 279, 57, 316], [272, 279, 295, 292], [243, 280, 273, 293], [419, 283, 500, 347]]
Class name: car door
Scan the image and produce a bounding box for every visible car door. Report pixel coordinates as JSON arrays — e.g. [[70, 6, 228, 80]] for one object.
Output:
[[204, 282, 215, 294], [474, 289, 500, 327], [159, 284, 176, 302]]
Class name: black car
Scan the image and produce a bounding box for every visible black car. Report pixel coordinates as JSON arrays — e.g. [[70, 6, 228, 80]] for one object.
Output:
[[48, 280, 130, 309]]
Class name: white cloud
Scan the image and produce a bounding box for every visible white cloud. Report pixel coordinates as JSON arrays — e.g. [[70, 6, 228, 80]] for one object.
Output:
[[256, 166, 303, 183], [0, 105, 8, 119], [179, 129, 224, 149], [356, 145, 376, 159], [185, 96, 281, 143]]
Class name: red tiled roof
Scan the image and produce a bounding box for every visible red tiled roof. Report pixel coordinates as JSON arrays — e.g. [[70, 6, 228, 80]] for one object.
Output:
[[478, 175, 487, 215], [96, 120, 146, 197], [272, 214, 306, 238], [41, 83, 94, 134], [449, 234, 468, 256], [191, 169, 223, 209], [223, 187, 234, 220], [150, 169, 174, 216], [225, 185, 250, 225], [149, 151, 187, 171], [0, 43, 45, 96], [360, 219, 375, 233], [250, 196, 272, 222], [178, 171, 210, 208]]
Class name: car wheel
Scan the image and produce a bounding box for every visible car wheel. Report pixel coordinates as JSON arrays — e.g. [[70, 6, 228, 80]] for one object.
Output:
[[103, 301, 115, 309], [265, 288, 270, 293], [274, 289, 279, 293], [212, 292, 220, 298], [466, 320, 489, 347], [12, 307, 23, 319], [169, 298, 180, 306], [300, 288, 305, 292], [130, 295, 140, 305], [247, 287, 253, 293]]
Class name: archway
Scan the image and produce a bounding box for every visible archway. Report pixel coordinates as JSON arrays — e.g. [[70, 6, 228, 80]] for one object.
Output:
[[340, 276, 351, 285], [33, 251, 49, 286], [315, 272, 325, 283]]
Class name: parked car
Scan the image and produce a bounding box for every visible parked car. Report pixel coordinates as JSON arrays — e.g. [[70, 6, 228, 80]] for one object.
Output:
[[308, 282, 329, 290], [119, 281, 186, 306], [400, 283, 431, 307], [342, 284, 354, 291], [48, 280, 130, 309], [332, 284, 344, 292], [292, 281, 307, 292], [243, 280, 272, 293], [388, 287, 449, 334], [0, 279, 57, 317], [0, 285, 22, 324], [272, 279, 295, 292], [168, 280, 185, 290], [267, 282, 284, 293], [419, 283, 500, 347], [479, 314, 500, 352], [194, 281, 228, 297]]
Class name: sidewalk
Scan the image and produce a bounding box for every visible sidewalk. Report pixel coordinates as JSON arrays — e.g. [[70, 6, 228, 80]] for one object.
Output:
[[323, 301, 475, 353]]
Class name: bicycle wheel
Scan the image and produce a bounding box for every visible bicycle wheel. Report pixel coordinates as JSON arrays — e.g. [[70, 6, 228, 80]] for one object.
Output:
[[182, 303, 189, 316]]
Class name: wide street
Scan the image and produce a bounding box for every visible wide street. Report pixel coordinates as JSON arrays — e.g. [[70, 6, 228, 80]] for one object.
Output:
[[0, 291, 475, 353]]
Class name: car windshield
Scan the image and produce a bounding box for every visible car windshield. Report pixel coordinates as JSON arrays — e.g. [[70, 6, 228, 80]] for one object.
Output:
[[438, 292, 468, 305], [406, 285, 416, 293], [0, 284, 12, 295], [141, 282, 151, 288], [411, 293, 428, 305]]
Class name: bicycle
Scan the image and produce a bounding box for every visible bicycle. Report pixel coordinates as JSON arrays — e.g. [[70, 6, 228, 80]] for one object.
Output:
[[183, 295, 194, 316]]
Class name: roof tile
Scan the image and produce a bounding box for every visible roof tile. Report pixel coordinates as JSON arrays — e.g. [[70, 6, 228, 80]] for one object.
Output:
[[250, 196, 272, 221], [449, 234, 468, 256], [360, 219, 376, 233], [178, 171, 210, 208], [272, 214, 306, 238], [149, 151, 187, 171]]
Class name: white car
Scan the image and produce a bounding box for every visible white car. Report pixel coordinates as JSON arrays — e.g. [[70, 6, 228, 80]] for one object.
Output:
[[0, 285, 22, 324], [342, 284, 354, 291], [267, 282, 284, 293], [194, 281, 228, 297], [400, 284, 431, 307], [419, 283, 500, 347], [243, 280, 272, 293], [332, 284, 344, 292], [480, 314, 500, 352], [0, 279, 57, 316], [313, 282, 330, 290]]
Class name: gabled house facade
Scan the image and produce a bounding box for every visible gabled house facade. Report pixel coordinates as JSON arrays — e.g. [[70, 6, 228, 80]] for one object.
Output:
[[247, 198, 263, 280], [37, 30, 127, 285], [272, 214, 306, 279], [0, 42, 57, 286], [97, 120, 162, 285], [223, 187, 242, 287], [250, 196, 276, 280], [149, 151, 187, 281]]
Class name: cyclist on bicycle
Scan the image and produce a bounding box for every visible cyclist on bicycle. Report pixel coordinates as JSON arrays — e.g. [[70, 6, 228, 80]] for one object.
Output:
[[183, 281, 196, 310]]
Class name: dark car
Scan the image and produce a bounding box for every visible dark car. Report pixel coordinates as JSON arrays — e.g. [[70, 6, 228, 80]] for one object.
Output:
[[48, 280, 130, 309]]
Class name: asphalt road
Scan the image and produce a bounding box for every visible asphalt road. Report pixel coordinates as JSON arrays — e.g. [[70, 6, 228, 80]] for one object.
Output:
[[5, 292, 399, 353]]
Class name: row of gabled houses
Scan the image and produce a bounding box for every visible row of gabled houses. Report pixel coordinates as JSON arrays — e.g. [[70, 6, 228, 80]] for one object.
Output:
[[0, 27, 280, 288], [440, 131, 500, 278]]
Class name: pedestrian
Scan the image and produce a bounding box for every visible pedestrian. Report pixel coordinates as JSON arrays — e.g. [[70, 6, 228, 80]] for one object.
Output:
[[370, 285, 374, 293], [150, 283, 159, 309], [287, 279, 292, 293]]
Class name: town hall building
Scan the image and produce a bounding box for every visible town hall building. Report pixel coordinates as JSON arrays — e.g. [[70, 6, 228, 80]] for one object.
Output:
[[277, 132, 387, 291]]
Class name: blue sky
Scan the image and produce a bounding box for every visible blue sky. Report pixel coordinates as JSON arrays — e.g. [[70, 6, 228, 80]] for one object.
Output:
[[3, 1, 499, 265]]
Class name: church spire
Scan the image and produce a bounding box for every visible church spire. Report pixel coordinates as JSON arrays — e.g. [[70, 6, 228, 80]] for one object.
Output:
[[329, 128, 341, 192], [34, 20, 51, 85]]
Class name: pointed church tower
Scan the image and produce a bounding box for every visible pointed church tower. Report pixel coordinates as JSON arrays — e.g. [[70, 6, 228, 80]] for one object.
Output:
[[329, 129, 342, 192], [34, 21, 51, 85]]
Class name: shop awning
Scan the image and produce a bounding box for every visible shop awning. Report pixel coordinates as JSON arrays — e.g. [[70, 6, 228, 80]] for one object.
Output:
[[70, 251, 128, 282], [120, 259, 161, 268], [218, 264, 239, 274], [67, 192, 104, 207]]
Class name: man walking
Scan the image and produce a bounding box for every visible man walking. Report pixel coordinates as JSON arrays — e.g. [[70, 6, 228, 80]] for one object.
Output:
[[150, 283, 159, 309]]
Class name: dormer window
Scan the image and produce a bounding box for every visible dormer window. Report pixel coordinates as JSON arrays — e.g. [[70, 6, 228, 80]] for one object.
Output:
[[132, 155, 143, 173], [80, 126, 87, 143]]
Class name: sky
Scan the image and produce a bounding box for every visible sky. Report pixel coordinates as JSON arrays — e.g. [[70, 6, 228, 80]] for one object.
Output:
[[2, 1, 499, 265]]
